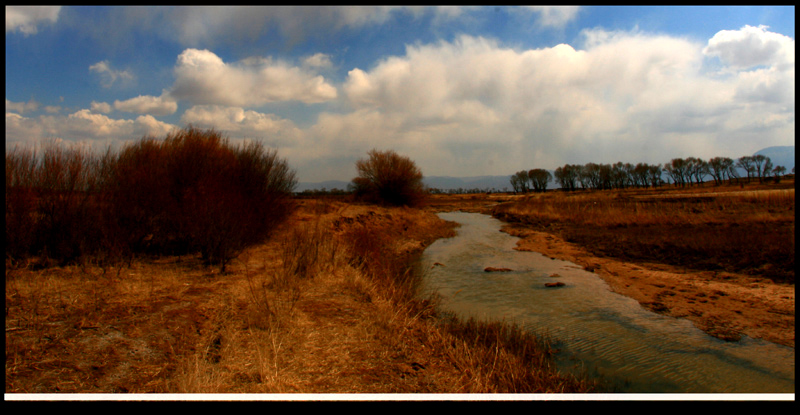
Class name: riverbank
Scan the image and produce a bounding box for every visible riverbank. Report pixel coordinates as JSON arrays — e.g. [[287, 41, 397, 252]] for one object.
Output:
[[499, 223, 794, 347], [6, 198, 595, 395], [472, 184, 795, 348]]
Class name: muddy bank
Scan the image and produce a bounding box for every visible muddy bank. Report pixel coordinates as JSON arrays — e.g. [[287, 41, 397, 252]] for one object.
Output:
[[498, 222, 794, 348]]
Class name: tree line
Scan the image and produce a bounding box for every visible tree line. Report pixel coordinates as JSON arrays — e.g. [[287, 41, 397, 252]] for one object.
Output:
[[510, 155, 792, 193]]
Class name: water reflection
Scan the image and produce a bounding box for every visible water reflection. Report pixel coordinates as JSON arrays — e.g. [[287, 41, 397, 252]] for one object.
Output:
[[420, 211, 794, 393]]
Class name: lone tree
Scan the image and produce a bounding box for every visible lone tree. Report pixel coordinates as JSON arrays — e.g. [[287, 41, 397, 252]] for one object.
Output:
[[350, 149, 427, 207]]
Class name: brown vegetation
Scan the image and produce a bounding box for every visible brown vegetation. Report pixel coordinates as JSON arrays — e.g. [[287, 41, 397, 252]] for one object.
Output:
[[6, 127, 297, 272], [6, 199, 596, 395], [489, 180, 794, 346], [350, 149, 428, 207], [492, 183, 795, 283]]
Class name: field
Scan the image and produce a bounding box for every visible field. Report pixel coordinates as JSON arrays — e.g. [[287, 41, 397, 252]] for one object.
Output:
[[6, 198, 594, 395], [485, 179, 795, 347], [6, 178, 794, 396]]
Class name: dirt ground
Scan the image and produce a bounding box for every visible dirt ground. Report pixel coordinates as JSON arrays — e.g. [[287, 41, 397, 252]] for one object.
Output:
[[500, 223, 795, 348]]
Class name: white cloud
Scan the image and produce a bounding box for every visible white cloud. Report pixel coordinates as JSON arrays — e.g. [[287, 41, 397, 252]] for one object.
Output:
[[522, 6, 581, 27], [6, 98, 39, 114], [734, 66, 795, 105], [89, 60, 135, 88], [169, 48, 338, 107], [320, 30, 793, 179], [6, 6, 60, 35], [90, 101, 113, 114], [5, 109, 176, 148], [63, 110, 175, 140], [180, 105, 304, 148], [303, 53, 333, 69], [704, 25, 795, 70], [114, 93, 178, 116]]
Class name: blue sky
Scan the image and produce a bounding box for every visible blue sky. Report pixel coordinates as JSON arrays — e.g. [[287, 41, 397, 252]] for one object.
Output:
[[6, 6, 795, 182]]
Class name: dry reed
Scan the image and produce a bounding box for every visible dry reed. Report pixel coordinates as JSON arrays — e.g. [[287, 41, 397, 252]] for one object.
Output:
[[493, 185, 795, 283]]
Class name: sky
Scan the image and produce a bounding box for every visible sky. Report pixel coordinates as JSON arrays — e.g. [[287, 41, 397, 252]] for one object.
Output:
[[5, 6, 795, 183]]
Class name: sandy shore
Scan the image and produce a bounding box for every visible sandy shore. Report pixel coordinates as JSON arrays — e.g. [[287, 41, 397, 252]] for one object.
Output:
[[500, 223, 795, 348]]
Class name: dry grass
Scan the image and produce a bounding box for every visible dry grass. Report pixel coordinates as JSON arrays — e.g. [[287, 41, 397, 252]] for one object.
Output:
[[492, 181, 795, 283], [6, 198, 595, 396]]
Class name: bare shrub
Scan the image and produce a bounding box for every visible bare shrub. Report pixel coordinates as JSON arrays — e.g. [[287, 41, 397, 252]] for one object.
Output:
[[6, 145, 38, 260], [109, 127, 297, 271], [5, 141, 108, 264], [350, 149, 427, 207]]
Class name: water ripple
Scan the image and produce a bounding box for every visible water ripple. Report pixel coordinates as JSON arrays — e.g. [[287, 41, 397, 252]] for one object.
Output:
[[420, 211, 795, 394]]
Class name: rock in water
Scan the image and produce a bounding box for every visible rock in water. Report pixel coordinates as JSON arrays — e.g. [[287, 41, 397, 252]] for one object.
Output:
[[484, 267, 513, 272]]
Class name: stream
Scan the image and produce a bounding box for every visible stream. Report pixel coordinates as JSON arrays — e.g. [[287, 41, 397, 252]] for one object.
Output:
[[419, 211, 795, 394]]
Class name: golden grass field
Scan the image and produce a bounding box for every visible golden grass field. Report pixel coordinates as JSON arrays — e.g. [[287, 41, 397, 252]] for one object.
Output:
[[6, 198, 595, 395], [6, 178, 794, 396], [486, 180, 795, 347]]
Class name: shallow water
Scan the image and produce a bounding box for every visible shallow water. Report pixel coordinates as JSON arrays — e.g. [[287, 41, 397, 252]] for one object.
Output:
[[419, 211, 794, 394]]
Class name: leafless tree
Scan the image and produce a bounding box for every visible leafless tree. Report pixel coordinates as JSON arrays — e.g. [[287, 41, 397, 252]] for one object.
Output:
[[664, 158, 690, 187], [554, 164, 580, 191], [685, 157, 709, 185], [752, 154, 772, 183], [510, 170, 531, 194], [528, 168, 552, 192], [708, 157, 732, 186], [736, 156, 756, 183], [351, 149, 427, 207], [771, 165, 787, 183]]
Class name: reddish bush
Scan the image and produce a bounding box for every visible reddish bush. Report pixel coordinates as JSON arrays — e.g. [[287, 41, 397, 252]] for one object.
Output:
[[109, 127, 297, 271], [350, 149, 427, 207], [5, 141, 107, 264], [6, 127, 297, 272]]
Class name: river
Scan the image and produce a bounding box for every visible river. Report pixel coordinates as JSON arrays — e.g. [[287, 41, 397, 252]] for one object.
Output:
[[419, 211, 795, 394]]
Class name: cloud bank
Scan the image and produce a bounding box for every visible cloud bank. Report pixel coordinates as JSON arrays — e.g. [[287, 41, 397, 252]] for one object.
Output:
[[295, 27, 793, 179], [5, 6, 61, 35], [5, 17, 794, 182], [169, 48, 338, 106]]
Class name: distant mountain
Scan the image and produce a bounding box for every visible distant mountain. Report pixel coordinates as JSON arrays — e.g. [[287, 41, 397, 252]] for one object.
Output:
[[754, 146, 794, 172]]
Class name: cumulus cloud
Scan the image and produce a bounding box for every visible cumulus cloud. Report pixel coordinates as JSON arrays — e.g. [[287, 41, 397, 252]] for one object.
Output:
[[90, 101, 113, 114], [5, 109, 176, 148], [702, 26, 795, 111], [6, 98, 40, 114], [6, 6, 60, 35], [303, 53, 333, 70], [323, 30, 793, 178], [113, 92, 178, 116], [180, 105, 304, 147], [703, 25, 795, 70], [89, 60, 135, 88], [169, 48, 338, 107]]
